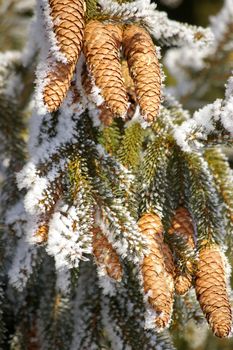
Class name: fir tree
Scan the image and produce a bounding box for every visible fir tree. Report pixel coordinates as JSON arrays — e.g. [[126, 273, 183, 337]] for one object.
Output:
[[0, 0, 233, 349]]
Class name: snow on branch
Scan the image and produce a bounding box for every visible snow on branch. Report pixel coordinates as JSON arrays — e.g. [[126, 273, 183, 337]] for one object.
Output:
[[173, 74, 233, 152], [210, 0, 233, 43], [221, 75, 233, 135], [37, 0, 68, 63], [98, 0, 213, 47], [165, 0, 233, 97]]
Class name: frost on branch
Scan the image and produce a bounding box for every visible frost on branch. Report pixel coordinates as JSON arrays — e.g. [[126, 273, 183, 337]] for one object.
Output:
[[173, 75, 233, 152], [1, 0, 233, 348], [165, 0, 233, 103], [99, 0, 213, 47]]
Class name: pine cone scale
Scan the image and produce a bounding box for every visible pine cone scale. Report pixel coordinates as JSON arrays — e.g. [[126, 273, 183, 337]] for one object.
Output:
[[169, 207, 196, 295], [92, 227, 123, 282], [195, 245, 232, 338], [84, 21, 128, 117], [43, 60, 76, 112], [49, 0, 85, 63], [139, 213, 174, 330], [123, 25, 161, 122]]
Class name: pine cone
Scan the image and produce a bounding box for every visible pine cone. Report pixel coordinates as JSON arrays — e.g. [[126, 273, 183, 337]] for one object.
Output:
[[43, 59, 76, 112], [175, 273, 192, 296], [195, 245, 232, 338], [83, 20, 128, 117], [138, 213, 163, 239], [48, 0, 85, 63], [123, 25, 161, 123], [168, 207, 195, 249], [158, 242, 175, 329], [35, 222, 49, 243], [92, 227, 123, 281], [138, 213, 174, 330], [168, 207, 195, 295]]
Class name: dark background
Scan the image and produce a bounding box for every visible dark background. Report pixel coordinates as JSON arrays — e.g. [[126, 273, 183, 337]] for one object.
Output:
[[155, 0, 223, 26]]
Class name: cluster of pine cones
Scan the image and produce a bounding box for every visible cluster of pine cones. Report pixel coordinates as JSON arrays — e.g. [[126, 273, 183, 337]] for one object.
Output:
[[41, 0, 161, 123], [94, 208, 232, 338], [39, 0, 232, 339]]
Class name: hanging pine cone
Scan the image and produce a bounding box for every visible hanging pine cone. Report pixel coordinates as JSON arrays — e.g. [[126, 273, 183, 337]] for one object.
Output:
[[48, 0, 85, 63], [168, 207, 195, 249], [92, 227, 123, 281], [35, 222, 49, 243], [175, 273, 193, 296], [168, 207, 196, 295], [195, 245, 232, 338], [43, 59, 76, 112], [123, 25, 161, 123], [159, 242, 175, 329], [138, 213, 174, 330], [83, 20, 128, 118]]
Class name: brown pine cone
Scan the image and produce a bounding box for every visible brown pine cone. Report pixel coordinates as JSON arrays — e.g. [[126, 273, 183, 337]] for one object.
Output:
[[92, 227, 123, 281], [35, 222, 49, 243], [48, 0, 85, 63], [175, 273, 192, 296], [138, 213, 174, 330], [43, 59, 76, 112], [195, 245, 232, 338], [123, 25, 161, 123], [157, 242, 175, 329], [168, 207, 195, 249], [168, 207, 195, 295], [83, 20, 128, 117], [138, 213, 163, 240]]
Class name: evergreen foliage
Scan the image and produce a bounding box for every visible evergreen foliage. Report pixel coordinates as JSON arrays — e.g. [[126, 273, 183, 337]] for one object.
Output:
[[0, 0, 233, 349]]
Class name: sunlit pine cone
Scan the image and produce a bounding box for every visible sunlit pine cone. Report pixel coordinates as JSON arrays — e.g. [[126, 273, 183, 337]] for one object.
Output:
[[48, 0, 85, 63], [43, 59, 76, 112], [168, 207, 195, 249], [175, 273, 193, 296], [35, 222, 49, 243], [195, 245, 232, 338], [168, 207, 195, 295], [156, 242, 175, 329], [123, 25, 161, 123], [92, 227, 123, 281], [138, 213, 174, 330], [83, 20, 128, 118]]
